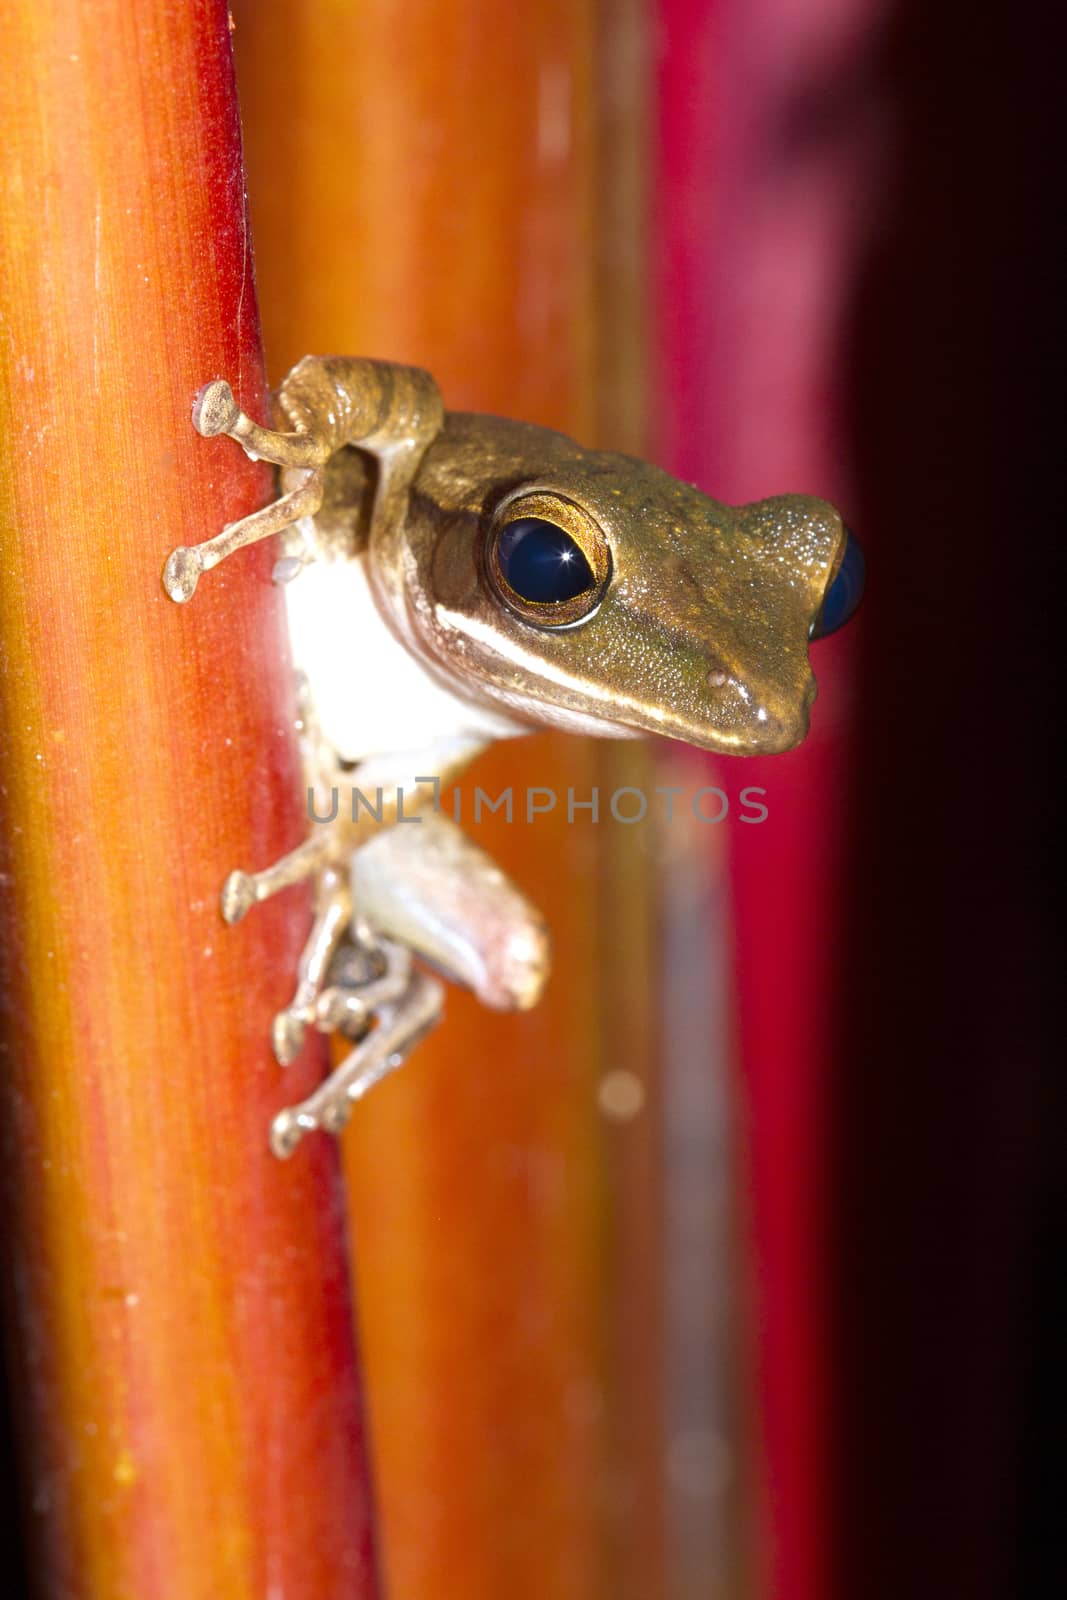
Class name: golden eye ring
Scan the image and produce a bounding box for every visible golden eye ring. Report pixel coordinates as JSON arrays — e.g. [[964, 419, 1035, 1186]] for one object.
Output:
[[485, 490, 612, 629]]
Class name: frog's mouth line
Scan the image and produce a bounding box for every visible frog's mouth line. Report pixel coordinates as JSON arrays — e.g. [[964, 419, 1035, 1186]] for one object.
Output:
[[529, 701, 810, 755], [519, 657, 820, 752], [430, 602, 817, 753]]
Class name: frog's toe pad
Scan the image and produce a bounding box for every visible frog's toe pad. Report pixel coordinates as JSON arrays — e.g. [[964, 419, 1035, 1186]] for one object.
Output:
[[269, 1108, 307, 1160], [220, 870, 256, 925], [162, 546, 203, 602], [193, 380, 240, 438], [272, 1011, 306, 1066]]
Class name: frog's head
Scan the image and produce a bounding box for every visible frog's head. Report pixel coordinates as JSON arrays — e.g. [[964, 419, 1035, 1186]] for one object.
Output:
[[390, 415, 863, 755]]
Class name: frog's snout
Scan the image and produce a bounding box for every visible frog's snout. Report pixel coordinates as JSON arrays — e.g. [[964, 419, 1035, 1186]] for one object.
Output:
[[811, 527, 865, 639]]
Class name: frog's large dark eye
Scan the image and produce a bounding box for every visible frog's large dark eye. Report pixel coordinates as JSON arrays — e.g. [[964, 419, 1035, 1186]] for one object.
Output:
[[811, 527, 865, 639], [487, 491, 611, 628], [496, 518, 595, 603]]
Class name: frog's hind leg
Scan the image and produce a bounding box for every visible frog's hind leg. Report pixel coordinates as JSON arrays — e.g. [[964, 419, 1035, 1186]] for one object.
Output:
[[219, 830, 343, 926], [352, 814, 551, 1012], [269, 878, 421, 1066], [269, 865, 352, 1066], [312, 931, 414, 1036], [270, 950, 443, 1159]]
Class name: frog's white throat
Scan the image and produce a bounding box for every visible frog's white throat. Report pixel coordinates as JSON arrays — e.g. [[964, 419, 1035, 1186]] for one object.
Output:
[[283, 552, 526, 766]]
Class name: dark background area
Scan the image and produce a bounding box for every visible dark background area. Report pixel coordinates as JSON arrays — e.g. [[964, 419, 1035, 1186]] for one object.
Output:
[[835, 5, 1061, 1598]]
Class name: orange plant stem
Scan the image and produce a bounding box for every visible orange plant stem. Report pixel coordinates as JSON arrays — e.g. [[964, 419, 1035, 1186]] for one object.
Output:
[[0, 4, 378, 1596]]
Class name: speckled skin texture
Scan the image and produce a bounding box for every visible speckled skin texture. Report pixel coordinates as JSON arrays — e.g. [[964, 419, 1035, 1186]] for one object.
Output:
[[370, 412, 846, 753]]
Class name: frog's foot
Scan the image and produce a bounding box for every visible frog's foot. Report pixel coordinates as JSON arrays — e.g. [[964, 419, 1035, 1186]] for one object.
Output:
[[192, 380, 331, 469], [270, 866, 352, 1065], [312, 932, 416, 1038], [221, 831, 343, 927], [270, 960, 444, 1159], [269, 890, 415, 1064], [162, 379, 331, 602]]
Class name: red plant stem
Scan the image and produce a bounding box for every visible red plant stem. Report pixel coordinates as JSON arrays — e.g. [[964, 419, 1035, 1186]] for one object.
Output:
[[0, 3, 379, 1595]]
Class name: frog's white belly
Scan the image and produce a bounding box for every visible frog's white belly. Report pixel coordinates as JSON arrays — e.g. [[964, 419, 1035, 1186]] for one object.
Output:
[[283, 554, 525, 764]]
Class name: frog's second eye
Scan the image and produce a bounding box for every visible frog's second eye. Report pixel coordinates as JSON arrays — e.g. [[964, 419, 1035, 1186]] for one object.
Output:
[[487, 493, 611, 628], [811, 527, 865, 639]]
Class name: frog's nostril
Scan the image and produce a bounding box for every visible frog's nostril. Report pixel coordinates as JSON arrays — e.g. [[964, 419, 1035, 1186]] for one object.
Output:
[[811, 527, 865, 639]]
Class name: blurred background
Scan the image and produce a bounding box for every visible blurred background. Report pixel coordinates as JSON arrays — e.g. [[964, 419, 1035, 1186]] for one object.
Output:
[[2, 1, 1058, 1596], [231, 2, 1059, 1596]]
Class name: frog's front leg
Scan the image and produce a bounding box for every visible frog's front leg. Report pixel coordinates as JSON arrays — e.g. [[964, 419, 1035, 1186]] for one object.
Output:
[[162, 357, 444, 601], [162, 380, 329, 602]]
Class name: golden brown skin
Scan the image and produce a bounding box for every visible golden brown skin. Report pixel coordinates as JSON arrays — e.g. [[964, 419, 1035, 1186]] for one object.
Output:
[[402, 413, 844, 753]]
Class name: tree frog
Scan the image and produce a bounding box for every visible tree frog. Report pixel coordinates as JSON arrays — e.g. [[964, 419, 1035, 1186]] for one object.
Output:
[[163, 357, 863, 1156]]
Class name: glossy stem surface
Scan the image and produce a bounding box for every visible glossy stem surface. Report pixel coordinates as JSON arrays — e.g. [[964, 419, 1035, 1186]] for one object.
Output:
[[0, 3, 379, 1595]]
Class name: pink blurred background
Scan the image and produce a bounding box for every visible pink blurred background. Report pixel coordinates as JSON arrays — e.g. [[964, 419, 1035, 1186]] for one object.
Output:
[[655, 3, 1057, 1598]]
